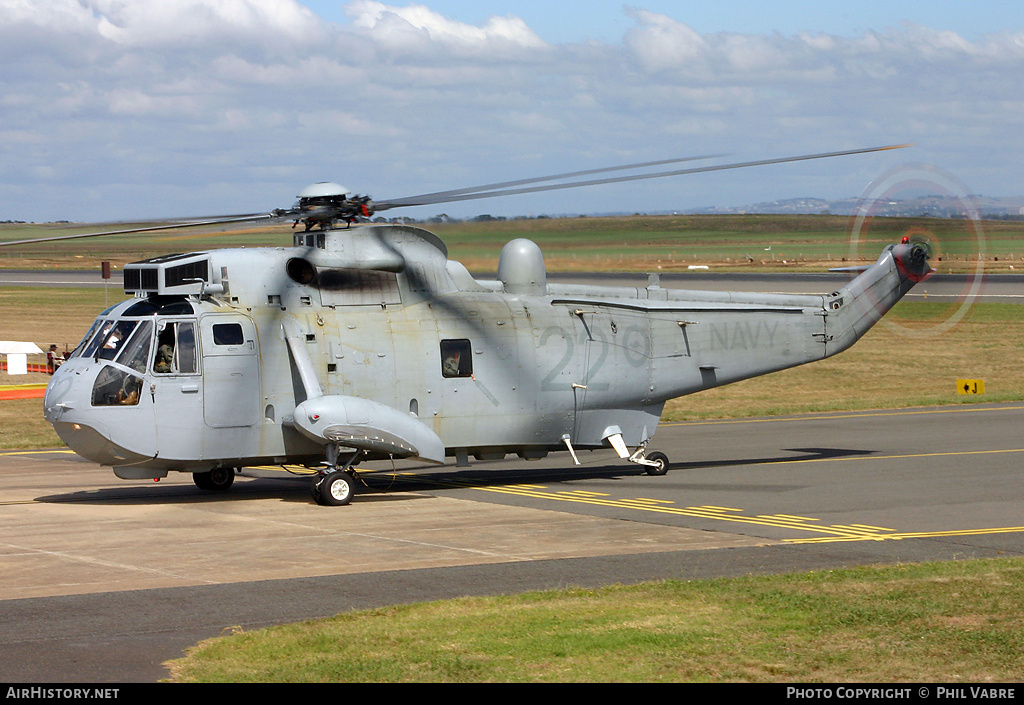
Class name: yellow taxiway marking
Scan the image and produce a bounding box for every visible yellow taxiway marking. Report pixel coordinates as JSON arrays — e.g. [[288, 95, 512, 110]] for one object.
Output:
[[0, 449, 77, 456], [466, 486, 900, 541], [471, 482, 1024, 544], [461, 445, 1024, 544], [788, 526, 1024, 544]]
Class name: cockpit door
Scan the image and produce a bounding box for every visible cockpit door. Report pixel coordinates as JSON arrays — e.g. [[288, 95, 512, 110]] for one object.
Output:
[[199, 314, 260, 428]]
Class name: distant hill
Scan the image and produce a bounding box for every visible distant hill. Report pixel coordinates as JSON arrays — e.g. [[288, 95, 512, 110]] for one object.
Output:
[[686, 195, 1024, 219]]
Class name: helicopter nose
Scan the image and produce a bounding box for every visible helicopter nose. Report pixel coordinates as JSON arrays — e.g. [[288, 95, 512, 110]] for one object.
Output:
[[42, 360, 80, 422], [42, 360, 113, 463], [42, 358, 157, 468]]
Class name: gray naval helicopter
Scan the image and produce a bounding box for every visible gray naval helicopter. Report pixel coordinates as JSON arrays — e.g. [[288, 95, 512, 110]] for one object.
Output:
[[6, 145, 930, 505]]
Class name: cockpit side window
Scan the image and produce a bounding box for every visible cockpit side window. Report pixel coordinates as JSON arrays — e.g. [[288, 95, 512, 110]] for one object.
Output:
[[177, 321, 197, 373], [115, 320, 153, 373], [154, 320, 198, 375]]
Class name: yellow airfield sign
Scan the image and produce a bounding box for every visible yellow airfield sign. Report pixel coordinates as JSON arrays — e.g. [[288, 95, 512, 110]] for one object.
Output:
[[957, 379, 986, 395]]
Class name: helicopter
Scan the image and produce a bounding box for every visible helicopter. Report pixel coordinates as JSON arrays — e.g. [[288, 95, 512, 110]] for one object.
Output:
[[3, 144, 930, 506]]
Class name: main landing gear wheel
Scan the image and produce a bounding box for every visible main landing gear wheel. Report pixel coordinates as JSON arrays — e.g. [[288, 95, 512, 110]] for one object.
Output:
[[312, 471, 356, 506], [193, 467, 236, 491], [644, 451, 670, 476]]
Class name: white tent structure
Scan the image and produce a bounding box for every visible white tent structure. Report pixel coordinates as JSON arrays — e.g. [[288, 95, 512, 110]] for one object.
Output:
[[1, 341, 45, 377]]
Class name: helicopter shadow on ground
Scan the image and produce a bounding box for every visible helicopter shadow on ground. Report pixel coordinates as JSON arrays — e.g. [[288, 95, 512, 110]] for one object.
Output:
[[28, 464, 643, 506], [677, 446, 876, 471], [352, 445, 878, 495], [31, 446, 875, 506], [30, 473, 349, 507]]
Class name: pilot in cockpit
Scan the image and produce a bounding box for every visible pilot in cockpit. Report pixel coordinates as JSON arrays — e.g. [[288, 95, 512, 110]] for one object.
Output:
[[154, 329, 175, 373]]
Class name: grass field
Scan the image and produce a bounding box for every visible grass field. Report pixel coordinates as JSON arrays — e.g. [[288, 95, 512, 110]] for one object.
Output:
[[2, 213, 1022, 273], [431, 214, 1021, 274], [168, 557, 1024, 683]]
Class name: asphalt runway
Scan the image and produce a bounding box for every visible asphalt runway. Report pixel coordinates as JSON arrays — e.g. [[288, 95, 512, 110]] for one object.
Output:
[[1, 402, 1022, 683]]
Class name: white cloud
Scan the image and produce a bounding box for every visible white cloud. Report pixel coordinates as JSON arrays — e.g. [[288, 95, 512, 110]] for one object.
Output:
[[0, 0, 95, 30], [0, 1, 1022, 222], [345, 1, 546, 57], [87, 0, 322, 45], [622, 10, 1024, 82], [623, 9, 708, 73]]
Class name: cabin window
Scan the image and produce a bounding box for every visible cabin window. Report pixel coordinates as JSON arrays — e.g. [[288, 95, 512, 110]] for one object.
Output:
[[440, 339, 473, 378], [153, 320, 198, 374], [212, 323, 244, 346]]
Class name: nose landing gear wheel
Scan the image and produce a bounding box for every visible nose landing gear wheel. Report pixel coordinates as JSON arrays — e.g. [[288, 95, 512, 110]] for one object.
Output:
[[312, 471, 356, 506]]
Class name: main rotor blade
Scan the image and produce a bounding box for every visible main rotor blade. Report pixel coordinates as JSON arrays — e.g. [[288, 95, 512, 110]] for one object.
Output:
[[0, 143, 909, 247], [0, 213, 280, 247], [375, 153, 725, 209], [375, 144, 911, 210]]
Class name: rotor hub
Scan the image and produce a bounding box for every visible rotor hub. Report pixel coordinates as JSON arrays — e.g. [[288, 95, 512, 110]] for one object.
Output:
[[297, 182, 350, 199]]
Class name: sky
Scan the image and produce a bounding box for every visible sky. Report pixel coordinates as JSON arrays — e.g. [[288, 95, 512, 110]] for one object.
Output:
[[2, 1, 1024, 222]]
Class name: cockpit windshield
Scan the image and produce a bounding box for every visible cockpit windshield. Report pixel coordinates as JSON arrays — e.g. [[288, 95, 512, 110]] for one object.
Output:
[[85, 319, 154, 407], [96, 320, 140, 361], [75, 307, 204, 406], [76, 319, 114, 359]]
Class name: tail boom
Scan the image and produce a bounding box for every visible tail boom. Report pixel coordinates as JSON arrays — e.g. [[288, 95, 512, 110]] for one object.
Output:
[[824, 240, 932, 357]]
